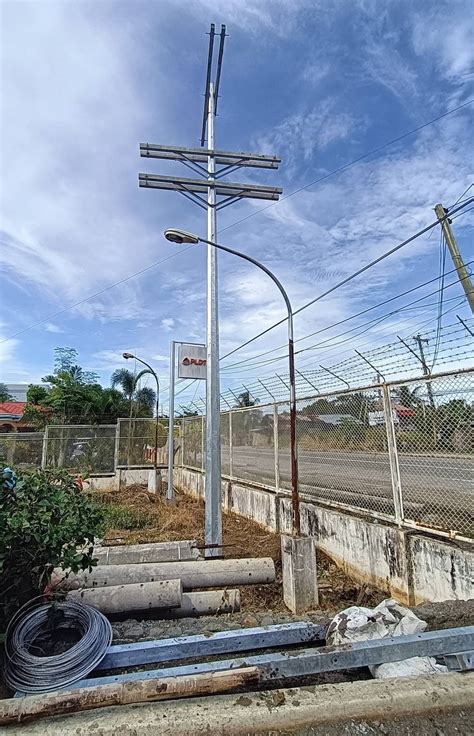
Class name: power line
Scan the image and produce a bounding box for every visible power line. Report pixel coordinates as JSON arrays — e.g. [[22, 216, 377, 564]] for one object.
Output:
[[221, 291, 465, 377], [2, 101, 472, 347], [0, 246, 194, 344], [220, 198, 474, 362], [220, 261, 473, 372], [219, 99, 474, 236], [227, 318, 471, 393]]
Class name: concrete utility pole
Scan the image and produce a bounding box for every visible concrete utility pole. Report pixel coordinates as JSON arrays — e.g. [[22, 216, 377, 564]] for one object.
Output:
[[138, 24, 281, 555], [434, 204, 474, 314], [412, 334, 436, 412]]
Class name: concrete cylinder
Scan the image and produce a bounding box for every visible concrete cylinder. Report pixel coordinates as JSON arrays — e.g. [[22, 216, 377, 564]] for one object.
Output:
[[93, 541, 200, 565], [67, 579, 182, 615], [157, 589, 240, 618], [53, 557, 275, 591]]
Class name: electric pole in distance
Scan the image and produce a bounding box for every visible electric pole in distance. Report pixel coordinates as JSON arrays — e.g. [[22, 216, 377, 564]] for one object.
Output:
[[434, 204, 474, 314]]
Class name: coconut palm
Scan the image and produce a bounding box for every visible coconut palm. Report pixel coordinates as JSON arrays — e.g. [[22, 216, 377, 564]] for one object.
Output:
[[111, 369, 137, 401], [111, 368, 156, 418]]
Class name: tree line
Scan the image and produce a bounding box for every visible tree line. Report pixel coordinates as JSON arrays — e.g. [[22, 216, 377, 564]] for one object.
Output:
[[23, 348, 158, 426]]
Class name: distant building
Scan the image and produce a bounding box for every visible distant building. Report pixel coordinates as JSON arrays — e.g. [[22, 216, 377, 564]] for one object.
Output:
[[0, 402, 30, 432], [0, 401, 48, 433], [5, 383, 29, 402]]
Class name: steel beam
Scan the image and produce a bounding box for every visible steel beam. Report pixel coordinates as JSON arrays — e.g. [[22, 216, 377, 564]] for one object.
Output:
[[139, 143, 281, 169], [139, 173, 282, 200], [70, 626, 474, 691], [444, 651, 474, 671], [98, 622, 326, 671]]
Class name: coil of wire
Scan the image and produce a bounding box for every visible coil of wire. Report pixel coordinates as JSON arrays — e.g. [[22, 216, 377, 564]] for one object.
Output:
[[4, 598, 112, 693]]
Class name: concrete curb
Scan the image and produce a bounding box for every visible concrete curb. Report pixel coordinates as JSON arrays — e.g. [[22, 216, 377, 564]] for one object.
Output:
[[5, 672, 473, 735]]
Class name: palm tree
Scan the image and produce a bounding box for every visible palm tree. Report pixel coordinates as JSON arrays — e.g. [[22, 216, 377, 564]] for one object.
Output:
[[111, 368, 156, 417], [135, 387, 156, 417], [111, 369, 137, 401]]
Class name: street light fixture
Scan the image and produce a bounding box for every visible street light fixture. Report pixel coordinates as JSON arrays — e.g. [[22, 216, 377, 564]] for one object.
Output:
[[164, 228, 300, 535], [122, 353, 160, 471]]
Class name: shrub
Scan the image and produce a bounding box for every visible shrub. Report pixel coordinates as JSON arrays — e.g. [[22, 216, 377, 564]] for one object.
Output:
[[0, 466, 105, 629]]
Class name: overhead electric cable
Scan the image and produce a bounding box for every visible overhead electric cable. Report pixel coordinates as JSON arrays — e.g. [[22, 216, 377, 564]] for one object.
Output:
[[2, 102, 472, 346], [220, 198, 474, 362], [220, 262, 473, 371]]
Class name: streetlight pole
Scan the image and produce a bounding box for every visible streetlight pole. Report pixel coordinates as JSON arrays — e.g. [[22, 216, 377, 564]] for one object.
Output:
[[123, 353, 160, 470], [164, 229, 301, 535]]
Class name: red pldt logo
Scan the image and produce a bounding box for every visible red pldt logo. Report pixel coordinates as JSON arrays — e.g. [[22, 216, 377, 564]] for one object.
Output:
[[182, 357, 207, 366]]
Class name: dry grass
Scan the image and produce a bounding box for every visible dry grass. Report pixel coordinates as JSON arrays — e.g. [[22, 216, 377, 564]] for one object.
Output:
[[93, 485, 382, 613]]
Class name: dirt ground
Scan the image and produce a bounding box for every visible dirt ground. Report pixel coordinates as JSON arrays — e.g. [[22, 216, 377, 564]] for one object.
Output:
[[290, 709, 474, 736], [94, 484, 385, 613]]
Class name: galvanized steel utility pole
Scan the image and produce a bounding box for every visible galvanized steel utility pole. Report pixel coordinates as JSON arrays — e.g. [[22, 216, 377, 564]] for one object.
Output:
[[434, 204, 474, 314], [138, 24, 282, 554], [205, 80, 221, 550]]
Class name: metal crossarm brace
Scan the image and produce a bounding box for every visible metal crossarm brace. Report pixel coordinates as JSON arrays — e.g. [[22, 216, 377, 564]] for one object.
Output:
[[139, 143, 281, 170], [97, 622, 326, 671], [138, 173, 282, 201], [67, 626, 474, 691]]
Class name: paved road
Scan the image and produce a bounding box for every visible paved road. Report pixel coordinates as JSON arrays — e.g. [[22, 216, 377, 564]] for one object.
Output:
[[220, 446, 474, 532]]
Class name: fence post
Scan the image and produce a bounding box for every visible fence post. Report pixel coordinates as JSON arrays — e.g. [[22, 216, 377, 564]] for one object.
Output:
[[201, 415, 205, 471], [114, 421, 120, 472], [382, 383, 404, 524], [180, 419, 185, 467], [229, 411, 233, 478], [273, 403, 280, 490], [41, 426, 49, 469]]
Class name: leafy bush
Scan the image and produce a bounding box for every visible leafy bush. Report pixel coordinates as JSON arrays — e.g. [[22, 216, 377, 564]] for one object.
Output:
[[0, 466, 105, 629]]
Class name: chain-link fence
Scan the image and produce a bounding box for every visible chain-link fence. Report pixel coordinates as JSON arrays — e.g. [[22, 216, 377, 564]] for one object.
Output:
[[0, 432, 44, 469], [388, 371, 474, 535], [45, 425, 117, 473], [116, 418, 168, 468], [179, 367, 473, 537], [181, 415, 204, 470], [0, 418, 170, 475]]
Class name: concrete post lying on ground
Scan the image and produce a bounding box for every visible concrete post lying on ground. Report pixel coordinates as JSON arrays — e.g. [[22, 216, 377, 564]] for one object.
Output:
[[281, 535, 319, 614], [93, 540, 201, 565], [147, 468, 162, 494], [66, 579, 182, 615], [52, 558, 275, 591], [156, 589, 240, 618], [0, 667, 260, 726]]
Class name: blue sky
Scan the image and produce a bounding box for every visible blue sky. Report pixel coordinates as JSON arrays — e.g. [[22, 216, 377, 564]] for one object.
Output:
[[0, 0, 473, 408]]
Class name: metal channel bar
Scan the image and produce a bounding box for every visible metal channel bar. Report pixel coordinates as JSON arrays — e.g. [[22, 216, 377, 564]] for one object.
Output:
[[98, 622, 326, 671], [69, 626, 474, 691]]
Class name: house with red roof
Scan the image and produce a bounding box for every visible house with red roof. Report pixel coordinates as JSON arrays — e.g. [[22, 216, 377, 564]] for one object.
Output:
[[0, 402, 36, 433]]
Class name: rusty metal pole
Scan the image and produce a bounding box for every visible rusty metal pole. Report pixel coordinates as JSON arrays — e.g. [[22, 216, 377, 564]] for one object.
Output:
[[288, 315, 300, 535], [194, 235, 300, 535]]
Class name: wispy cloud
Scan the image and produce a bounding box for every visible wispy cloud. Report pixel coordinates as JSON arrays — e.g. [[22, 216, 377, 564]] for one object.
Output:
[[44, 322, 63, 333], [161, 317, 175, 331], [254, 98, 361, 179]]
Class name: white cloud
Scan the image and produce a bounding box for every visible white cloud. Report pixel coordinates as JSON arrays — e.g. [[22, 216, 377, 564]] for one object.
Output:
[[412, 11, 474, 81], [44, 322, 63, 333], [0, 1, 172, 307], [0, 337, 19, 379], [254, 98, 360, 179], [161, 318, 175, 331]]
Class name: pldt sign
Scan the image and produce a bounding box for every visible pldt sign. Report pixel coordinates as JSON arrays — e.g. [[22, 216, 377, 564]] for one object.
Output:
[[178, 343, 207, 380]]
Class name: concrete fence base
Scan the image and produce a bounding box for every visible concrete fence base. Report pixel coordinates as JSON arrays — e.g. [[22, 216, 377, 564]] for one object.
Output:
[[172, 466, 474, 606]]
